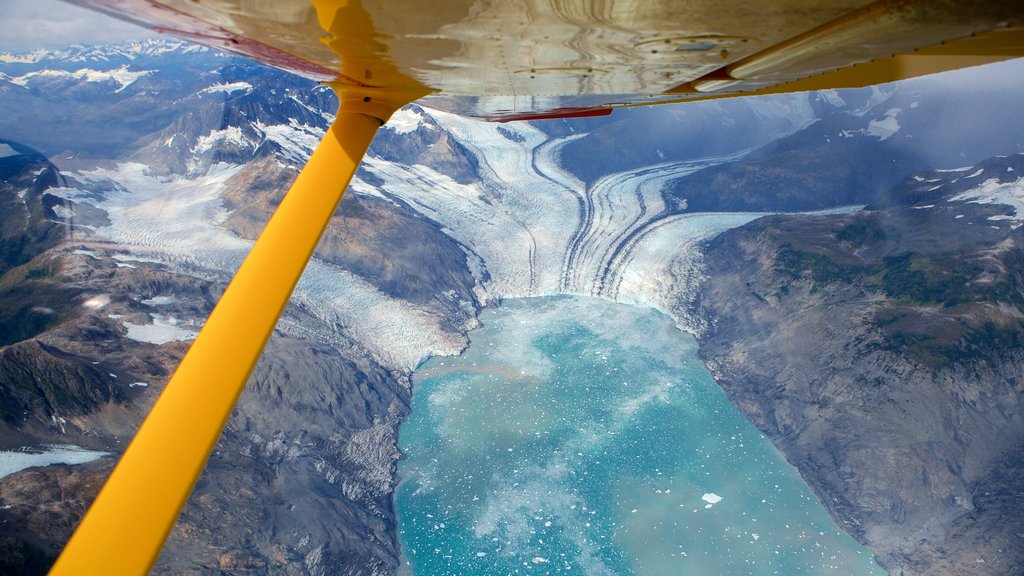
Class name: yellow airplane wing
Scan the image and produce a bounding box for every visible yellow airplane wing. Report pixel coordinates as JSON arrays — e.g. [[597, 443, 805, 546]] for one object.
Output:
[[49, 1, 1024, 574]]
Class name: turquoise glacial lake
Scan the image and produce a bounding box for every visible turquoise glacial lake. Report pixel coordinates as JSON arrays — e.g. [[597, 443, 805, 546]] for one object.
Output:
[[397, 296, 883, 575]]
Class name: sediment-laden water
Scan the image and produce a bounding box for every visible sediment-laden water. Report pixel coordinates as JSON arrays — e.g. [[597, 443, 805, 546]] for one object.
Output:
[[397, 296, 883, 576]]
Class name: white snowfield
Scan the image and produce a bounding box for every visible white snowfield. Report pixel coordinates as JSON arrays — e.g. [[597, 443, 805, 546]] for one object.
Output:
[[121, 314, 197, 345], [384, 107, 429, 135], [199, 81, 253, 96], [253, 119, 325, 163], [866, 108, 901, 140], [950, 176, 1024, 222], [192, 126, 256, 156]]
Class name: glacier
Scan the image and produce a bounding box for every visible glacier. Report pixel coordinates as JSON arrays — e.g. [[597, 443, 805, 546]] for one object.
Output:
[[48, 160, 464, 369], [46, 95, 842, 370], [0, 445, 109, 480], [361, 105, 832, 332]]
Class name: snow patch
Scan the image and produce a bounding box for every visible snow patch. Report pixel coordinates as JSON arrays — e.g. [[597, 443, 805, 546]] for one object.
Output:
[[51, 204, 75, 219], [866, 108, 901, 140], [253, 119, 324, 163], [141, 295, 176, 306], [82, 294, 110, 309], [0, 143, 19, 158], [121, 314, 197, 344], [199, 81, 252, 95], [384, 107, 429, 134], [817, 89, 846, 108], [950, 177, 1024, 221], [0, 50, 50, 64], [192, 126, 255, 155]]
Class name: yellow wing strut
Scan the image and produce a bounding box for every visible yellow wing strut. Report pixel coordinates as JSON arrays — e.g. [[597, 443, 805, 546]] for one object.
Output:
[[50, 0, 429, 568], [50, 106, 384, 575]]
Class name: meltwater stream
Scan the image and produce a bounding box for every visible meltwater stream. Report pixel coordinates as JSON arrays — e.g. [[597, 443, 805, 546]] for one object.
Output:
[[397, 296, 883, 576]]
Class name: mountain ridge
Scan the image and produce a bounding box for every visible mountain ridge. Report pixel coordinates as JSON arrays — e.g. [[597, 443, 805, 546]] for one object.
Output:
[[1, 39, 1023, 575]]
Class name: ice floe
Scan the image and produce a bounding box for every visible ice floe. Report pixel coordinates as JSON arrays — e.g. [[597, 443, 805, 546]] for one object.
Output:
[[702, 492, 723, 505]]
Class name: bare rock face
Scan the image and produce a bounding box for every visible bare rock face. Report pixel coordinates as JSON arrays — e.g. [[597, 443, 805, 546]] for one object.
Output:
[[0, 459, 114, 574], [689, 155, 1024, 575], [0, 177, 440, 575], [219, 155, 480, 324], [4, 39, 1024, 576], [0, 40, 483, 575], [153, 334, 411, 575], [0, 232, 424, 575]]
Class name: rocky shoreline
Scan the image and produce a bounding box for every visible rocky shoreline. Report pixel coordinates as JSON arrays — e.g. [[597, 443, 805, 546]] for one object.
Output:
[[687, 155, 1024, 575]]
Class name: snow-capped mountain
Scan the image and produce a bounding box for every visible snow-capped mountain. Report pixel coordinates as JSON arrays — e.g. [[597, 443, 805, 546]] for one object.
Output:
[[1, 40, 1024, 575], [0, 39, 207, 66]]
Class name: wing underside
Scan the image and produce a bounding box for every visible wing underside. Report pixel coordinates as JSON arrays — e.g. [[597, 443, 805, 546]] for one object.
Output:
[[69, 0, 1024, 120]]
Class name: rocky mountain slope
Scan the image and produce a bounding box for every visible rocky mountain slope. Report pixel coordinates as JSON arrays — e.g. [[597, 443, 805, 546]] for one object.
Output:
[[689, 154, 1024, 575], [0, 40, 470, 575], [666, 63, 1024, 214], [1, 38, 1023, 575]]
